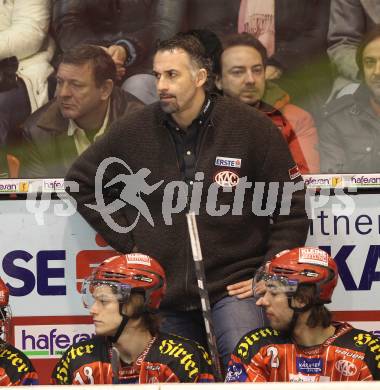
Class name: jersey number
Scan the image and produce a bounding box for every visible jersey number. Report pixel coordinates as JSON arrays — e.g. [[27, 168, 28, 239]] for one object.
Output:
[[267, 347, 280, 368], [74, 366, 94, 384]]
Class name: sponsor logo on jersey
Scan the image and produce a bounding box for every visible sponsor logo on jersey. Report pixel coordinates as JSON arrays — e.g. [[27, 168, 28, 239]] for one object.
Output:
[[159, 339, 200, 379], [215, 156, 242, 169], [237, 328, 279, 359], [289, 373, 330, 382], [335, 359, 357, 376], [0, 348, 29, 373], [214, 170, 240, 187], [288, 165, 301, 180], [298, 247, 329, 267], [225, 362, 247, 382], [335, 349, 364, 361], [296, 357, 323, 374]]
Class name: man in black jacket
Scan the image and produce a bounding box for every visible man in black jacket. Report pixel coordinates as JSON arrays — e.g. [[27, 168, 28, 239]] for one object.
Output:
[[65, 33, 309, 369], [21, 44, 143, 178]]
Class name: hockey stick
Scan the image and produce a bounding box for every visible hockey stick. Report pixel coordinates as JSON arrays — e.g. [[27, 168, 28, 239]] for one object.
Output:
[[186, 212, 223, 381]]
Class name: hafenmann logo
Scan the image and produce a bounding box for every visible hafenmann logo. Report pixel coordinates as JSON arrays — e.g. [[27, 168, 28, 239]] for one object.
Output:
[[15, 324, 95, 359]]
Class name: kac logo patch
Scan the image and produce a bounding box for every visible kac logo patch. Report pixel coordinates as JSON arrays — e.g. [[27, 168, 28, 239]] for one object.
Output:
[[335, 360, 357, 377], [214, 170, 240, 187], [296, 357, 323, 374]]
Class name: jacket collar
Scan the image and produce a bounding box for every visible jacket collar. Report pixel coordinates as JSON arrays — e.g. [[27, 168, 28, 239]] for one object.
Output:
[[352, 84, 380, 119]]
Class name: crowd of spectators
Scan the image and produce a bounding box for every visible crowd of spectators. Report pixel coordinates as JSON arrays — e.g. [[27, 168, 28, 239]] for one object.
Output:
[[1, 0, 380, 177]]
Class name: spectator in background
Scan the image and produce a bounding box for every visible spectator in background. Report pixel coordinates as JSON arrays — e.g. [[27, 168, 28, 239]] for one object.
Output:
[[0, 277, 38, 385], [238, 0, 332, 121], [226, 247, 380, 382], [216, 33, 319, 173], [327, 0, 380, 100], [155, 0, 239, 41], [21, 45, 143, 178], [52, 0, 160, 104], [320, 27, 380, 173], [0, 0, 54, 177]]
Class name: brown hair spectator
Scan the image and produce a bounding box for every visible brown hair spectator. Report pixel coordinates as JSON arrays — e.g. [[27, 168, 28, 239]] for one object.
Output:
[[60, 44, 117, 86]]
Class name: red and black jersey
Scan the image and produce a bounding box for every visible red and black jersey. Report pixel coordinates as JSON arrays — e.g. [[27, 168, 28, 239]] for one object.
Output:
[[0, 342, 38, 385], [51, 332, 215, 384], [226, 322, 380, 382]]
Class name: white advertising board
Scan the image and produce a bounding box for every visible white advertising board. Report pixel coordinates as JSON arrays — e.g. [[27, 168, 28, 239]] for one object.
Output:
[[0, 195, 379, 319]]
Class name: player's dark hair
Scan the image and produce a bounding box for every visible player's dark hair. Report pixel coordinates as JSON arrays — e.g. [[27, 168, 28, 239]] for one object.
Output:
[[295, 285, 332, 328], [129, 293, 161, 335]]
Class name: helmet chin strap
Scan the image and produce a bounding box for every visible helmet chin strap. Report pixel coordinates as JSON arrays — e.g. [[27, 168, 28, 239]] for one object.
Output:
[[109, 302, 146, 343], [110, 303, 130, 343], [282, 297, 314, 337]]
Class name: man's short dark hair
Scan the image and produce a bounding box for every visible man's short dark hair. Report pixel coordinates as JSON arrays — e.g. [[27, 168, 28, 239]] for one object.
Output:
[[218, 33, 268, 75], [156, 33, 211, 73], [60, 44, 117, 86], [356, 25, 380, 77]]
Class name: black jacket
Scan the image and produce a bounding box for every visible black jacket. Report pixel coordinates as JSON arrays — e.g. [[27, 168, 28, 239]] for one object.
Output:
[[320, 85, 380, 173], [21, 87, 143, 178], [65, 95, 309, 310]]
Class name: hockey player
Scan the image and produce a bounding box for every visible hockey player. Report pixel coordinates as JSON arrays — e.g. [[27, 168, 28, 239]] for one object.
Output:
[[51, 253, 214, 384], [0, 277, 38, 385], [226, 247, 380, 382]]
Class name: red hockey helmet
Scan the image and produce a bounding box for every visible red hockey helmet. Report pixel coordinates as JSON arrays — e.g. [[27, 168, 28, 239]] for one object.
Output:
[[0, 277, 11, 342], [82, 253, 166, 311], [256, 247, 338, 304]]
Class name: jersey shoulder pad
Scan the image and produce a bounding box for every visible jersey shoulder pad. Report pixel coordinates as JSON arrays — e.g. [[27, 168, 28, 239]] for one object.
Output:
[[331, 325, 380, 380], [350, 329, 380, 380], [0, 343, 36, 384], [332, 325, 374, 351], [149, 333, 213, 382], [52, 336, 108, 384], [233, 327, 287, 364]]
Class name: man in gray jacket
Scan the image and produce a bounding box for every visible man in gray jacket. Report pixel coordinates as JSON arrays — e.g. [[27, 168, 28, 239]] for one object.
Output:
[[321, 26, 380, 173], [21, 44, 143, 178]]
